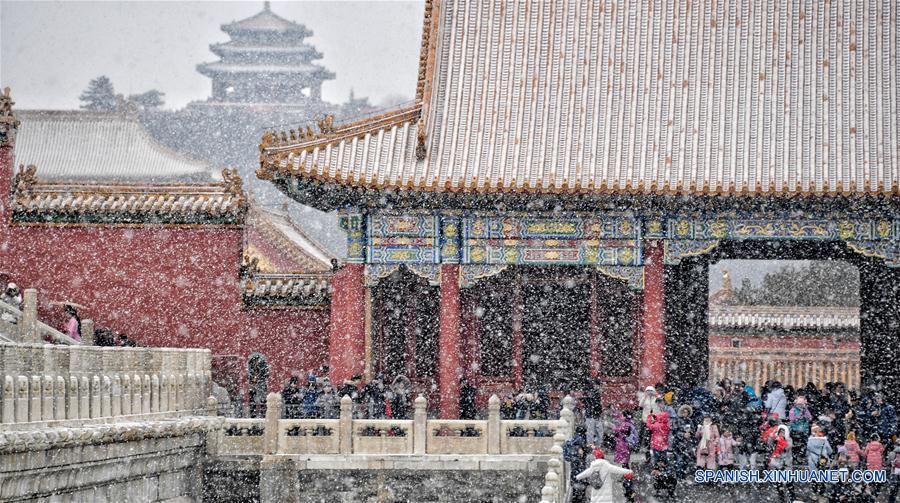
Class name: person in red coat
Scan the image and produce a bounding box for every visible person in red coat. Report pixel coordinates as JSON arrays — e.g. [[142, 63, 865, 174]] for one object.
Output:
[[647, 410, 670, 465]]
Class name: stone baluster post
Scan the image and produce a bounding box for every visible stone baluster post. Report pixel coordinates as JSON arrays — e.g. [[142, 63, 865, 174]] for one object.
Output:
[[111, 375, 122, 417], [151, 374, 160, 413], [207, 396, 218, 417], [54, 376, 66, 420], [414, 394, 427, 455], [19, 289, 38, 343], [2, 376, 15, 423], [168, 374, 177, 412], [176, 374, 185, 412], [187, 372, 197, 410], [78, 376, 89, 419], [132, 374, 142, 415], [159, 375, 169, 412], [550, 430, 566, 503], [80, 319, 94, 346], [67, 376, 78, 420], [90, 376, 101, 418], [487, 394, 501, 454], [544, 470, 559, 503], [339, 395, 352, 454], [548, 457, 563, 503], [41, 376, 54, 421], [29, 376, 41, 422], [142, 375, 151, 414], [15, 376, 29, 423], [121, 374, 132, 415], [560, 395, 574, 438], [541, 484, 555, 503], [264, 392, 282, 455], [101, 376, 111, 417]]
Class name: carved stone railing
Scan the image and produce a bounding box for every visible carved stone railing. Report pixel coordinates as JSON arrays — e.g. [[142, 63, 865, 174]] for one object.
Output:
[[214, 393, 575, 458], [1, 343, 212, 427], [709, 347, 861, 392], [215, 418, 266, 455], [353, 419, 414, 454], [500, 420, 560, 455], [427, 419, 486, 454], [280, 419, 340, 454]]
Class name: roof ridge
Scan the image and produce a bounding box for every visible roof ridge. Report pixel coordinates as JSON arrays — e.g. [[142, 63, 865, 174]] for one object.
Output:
[[253, 204, 337, 264], [260, 103, 421, 154]]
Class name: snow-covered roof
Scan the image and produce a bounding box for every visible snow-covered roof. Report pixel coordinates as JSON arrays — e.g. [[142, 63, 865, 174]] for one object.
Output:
[[11, 165, 246, 225], [709, 305, 860, 331], [261, 0, 900, 198], [242, 273, 330, 306], [246, 204, 336, 273], [222, 3, 312, 36], [15, 110, 215, 182], [197, 62, 330, 75]]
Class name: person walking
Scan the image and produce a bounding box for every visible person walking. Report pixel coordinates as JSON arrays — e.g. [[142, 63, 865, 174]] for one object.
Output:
[[584, 380, 604, 448], [806, 425, 833, 470], [842, 431, 863, 468], [611, 411, 637, 467], [718, 429, 738, 469], [765, 382, 788, 420], [575, 449, 634, 503], [647, 409, 670, 466], [695, 414, 720, 471], [789, 396, 813, 465]]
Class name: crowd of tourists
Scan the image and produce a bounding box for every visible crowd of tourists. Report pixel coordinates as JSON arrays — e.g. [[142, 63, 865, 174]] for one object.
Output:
[[277, 369, 420, 420], [563, 378, 900, 502]]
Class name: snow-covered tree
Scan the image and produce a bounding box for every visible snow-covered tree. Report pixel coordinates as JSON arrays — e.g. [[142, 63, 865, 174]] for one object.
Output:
[[128, 89, 165, 109], [79, 76, 117, 112]]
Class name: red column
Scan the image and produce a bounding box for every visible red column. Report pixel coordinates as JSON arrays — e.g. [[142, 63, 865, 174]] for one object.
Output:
[[589, 276, 600, 378], [329, 264, 366, 385], [438, 264, 461, 419], [639, 240, 666, 387]]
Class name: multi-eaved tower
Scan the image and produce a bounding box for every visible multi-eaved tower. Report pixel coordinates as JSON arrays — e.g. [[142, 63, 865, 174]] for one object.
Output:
[[197, 1, 334, 105]]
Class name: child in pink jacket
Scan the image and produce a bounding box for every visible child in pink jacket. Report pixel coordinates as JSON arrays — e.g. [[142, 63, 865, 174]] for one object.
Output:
[[718, 430, 739, 468], [865, 434, 885, 471], [842, 431, 862, 467]]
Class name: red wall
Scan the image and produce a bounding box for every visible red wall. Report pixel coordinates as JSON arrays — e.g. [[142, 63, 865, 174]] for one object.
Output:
[[0, 145, 329, 395]]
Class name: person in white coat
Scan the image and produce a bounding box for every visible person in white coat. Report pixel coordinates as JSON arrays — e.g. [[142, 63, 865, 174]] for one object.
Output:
[[764, 382, 787, 420], [575, 449, 634, 503]]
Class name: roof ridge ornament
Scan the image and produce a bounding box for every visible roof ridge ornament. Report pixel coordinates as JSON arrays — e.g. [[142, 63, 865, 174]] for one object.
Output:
[[221, 168, 247, 211], [14, 164, 37, 199], [316, 115, 335, 135], [0, 87, 20, 147]]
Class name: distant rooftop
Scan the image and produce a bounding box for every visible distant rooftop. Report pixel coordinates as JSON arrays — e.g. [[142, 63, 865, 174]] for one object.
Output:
[[222, 2, 312, 36], [14, 110, 216, 182]]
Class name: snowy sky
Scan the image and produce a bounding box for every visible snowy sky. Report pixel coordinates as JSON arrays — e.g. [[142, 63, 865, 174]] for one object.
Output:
[[0, 0, 424, 110]]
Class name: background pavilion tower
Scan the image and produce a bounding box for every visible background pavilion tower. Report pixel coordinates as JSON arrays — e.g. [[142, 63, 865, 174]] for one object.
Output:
[[197, 1, 335, 105]]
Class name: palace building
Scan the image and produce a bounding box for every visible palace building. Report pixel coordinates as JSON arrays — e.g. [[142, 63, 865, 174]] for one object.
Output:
[[257, 0, 900, 418], [0, 98, 332, 398], [197, 1, 334, 105]]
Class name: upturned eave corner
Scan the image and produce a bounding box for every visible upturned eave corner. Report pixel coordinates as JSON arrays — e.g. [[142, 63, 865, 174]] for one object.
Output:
[[0, 87, 20, 148]]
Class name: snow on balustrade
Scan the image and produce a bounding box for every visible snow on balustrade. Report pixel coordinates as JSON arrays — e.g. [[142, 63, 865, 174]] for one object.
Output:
[[212, 392, 573, 458], [0, 341, 212, 427], [354, 419, 414, 454]]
